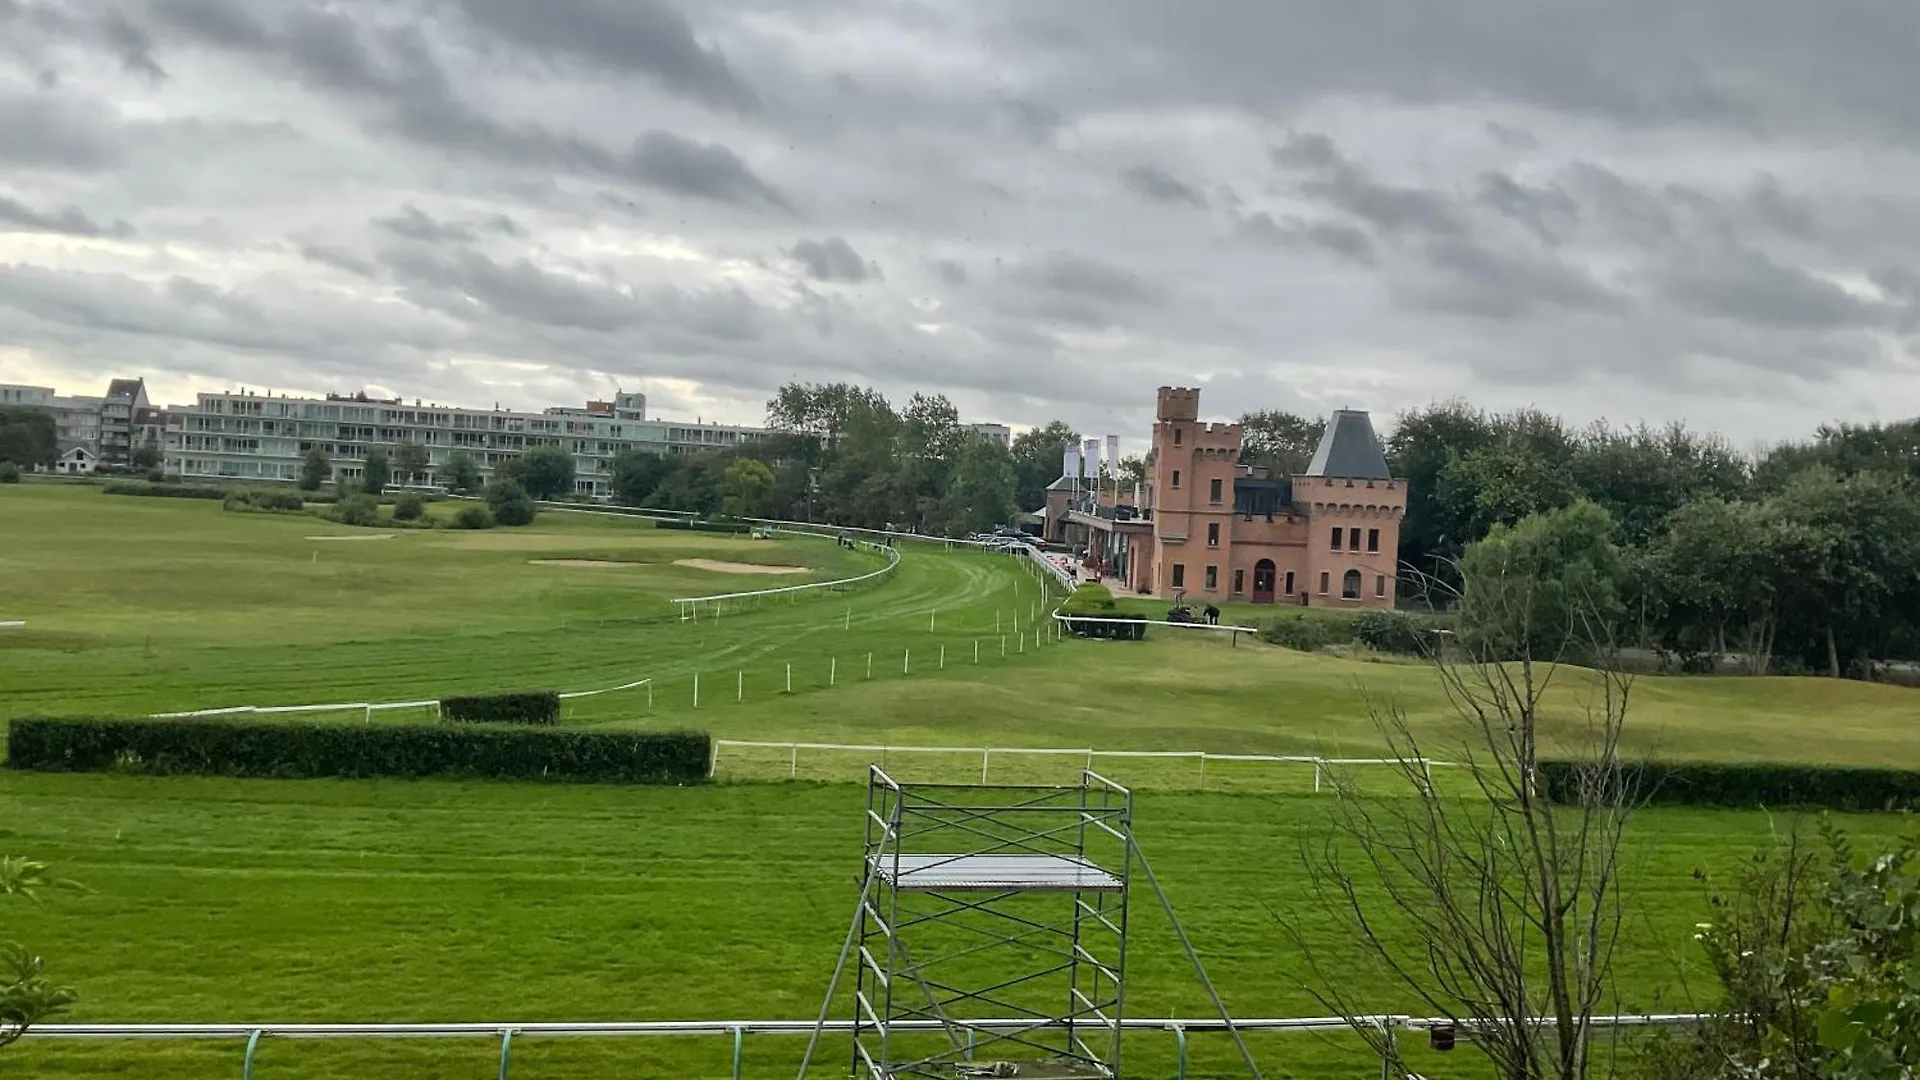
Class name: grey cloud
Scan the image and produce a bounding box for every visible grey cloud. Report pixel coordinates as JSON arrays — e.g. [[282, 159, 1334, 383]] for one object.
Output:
[[627, 130, 792, 211], [0, 194, 135, 238], [374, 204, 522, 244], [932, 258, 968, 287], [0, 89, 124, 170], [1656, 243, 1893, 330], [101, 9, 166, 80], [790, 236, 875, 283], [1235, 211, 1376, 265], [1273, 132, 1465, 237], [1402, 238, 1627, 319], [1119, 164, 1208, 208], [147, 0, 791, 210], [1015, 252, 1164, 306], [1476, 172, 1580, 244], [452, 0, 760, 113], [297, 242, 377, 278]]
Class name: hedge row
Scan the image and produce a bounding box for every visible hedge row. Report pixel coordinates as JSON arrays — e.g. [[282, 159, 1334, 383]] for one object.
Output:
[[654, 519, 750, 534], [102, 481, 228, 499], [1540, 760, 1920, 811], [440, 691, 561, 724], [6, 716, 709, 784]]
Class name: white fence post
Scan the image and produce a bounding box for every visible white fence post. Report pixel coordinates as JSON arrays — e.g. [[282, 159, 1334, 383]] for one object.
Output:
[[866, 652, 873, 679], [737, 671, 743, 702], [693, 673, 700, 709], [786, 663, 792, 694], [939, 645, 945, 670], [903, 649, 911, 675], [1000, 637, 1006, 657], [974, 640, 980, 664], [830, 657, 837, 686], [789, 745, 798, 780], [981, 749, 990, 784]]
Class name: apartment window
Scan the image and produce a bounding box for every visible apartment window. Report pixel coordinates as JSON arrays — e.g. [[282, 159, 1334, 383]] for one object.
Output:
[[1318, 571, 1330, 595], [1233, 568, 1245, 593], [1173, 427, 1183, 446], [1376, 574, 1387, 598], [1367, 528, 1380, 553], [1171, 469, 1181, 489], [1343, 569, 1362, 600], [1330, 527, 1343, 551], [1207, 522, 1220, 547], [1284, 571, 1295, 596], [1349, 527, 1362, 551], [1172, 564, 1186, 589], [1209, 477, 1223, 503], [1205, 565, 1218, 590]]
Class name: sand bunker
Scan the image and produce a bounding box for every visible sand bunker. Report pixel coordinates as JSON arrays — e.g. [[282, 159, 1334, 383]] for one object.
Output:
[[307, 534, 396, 541], [674, 558, 809, 575], [528, 559, 642, 568]]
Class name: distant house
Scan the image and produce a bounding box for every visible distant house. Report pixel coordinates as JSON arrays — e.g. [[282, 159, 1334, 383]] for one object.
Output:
[[56, 445, 96, 475], [1061, 386, 1407, 607]]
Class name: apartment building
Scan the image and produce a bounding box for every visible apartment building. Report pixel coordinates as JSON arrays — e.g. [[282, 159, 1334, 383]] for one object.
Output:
[[1, 382, 110, 473], [164, 388, 769, 498], [967, 422, 1012, 448]]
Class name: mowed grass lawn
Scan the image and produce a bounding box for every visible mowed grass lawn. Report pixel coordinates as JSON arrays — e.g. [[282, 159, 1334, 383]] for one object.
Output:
[[6, 772, 1909, 1080], [4, 484, 1916, 770]]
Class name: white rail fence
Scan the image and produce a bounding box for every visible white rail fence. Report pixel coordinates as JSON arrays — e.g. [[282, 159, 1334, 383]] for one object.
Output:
[[19, 1013, 1712, 1080], [672, 536, 901, 620], [710, 739, 1453, 792], [148, 676, 653, 722]]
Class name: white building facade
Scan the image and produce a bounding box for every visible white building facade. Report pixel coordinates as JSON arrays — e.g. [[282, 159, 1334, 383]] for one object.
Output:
[[164, 389, 769, 498]]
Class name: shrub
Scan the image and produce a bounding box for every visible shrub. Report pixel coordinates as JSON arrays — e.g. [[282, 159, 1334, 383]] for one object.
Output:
[[1258, 611, 1338, 651], [654, 519, 749, 534], [440, 691, 561, 725], [5, 716, 710, 784], [1539, 760, 1920, 811], [1352, 610, 1437, 656], [492, 495, 537, 527], [102, 481, 228, 500], [1060, 582, 1117, 615], [454, 504, 495, 530], [224, 489, 306, 513], [0, 461, 19, 483], [332, 493, 381, 527], [391, 492, 426, 521]]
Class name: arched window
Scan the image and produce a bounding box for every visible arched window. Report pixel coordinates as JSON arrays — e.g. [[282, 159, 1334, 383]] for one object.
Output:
[[1342, 569, 1361, 599]]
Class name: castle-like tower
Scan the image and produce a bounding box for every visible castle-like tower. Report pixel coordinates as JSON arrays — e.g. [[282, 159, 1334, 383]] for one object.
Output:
[[1136, 388, 1406, 606]]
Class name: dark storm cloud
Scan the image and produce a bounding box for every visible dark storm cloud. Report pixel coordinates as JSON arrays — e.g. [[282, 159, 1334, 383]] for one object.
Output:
[[0, 194, 135, 238], [1235, 211, 1377, 266], [373, 204, 524, 244], [789, 236, 874, 283], [1119, 164, 1208, 208], [451, 0, 760, 113], [991, 253, 1170, 331], [0, 0, 164, 79]]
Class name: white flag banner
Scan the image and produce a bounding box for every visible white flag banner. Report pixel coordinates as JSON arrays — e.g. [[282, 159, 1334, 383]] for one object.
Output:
[[1105, 434, 1120, 475], [1062, 445, 1080, 480], [1082, 438, 1101, 477]]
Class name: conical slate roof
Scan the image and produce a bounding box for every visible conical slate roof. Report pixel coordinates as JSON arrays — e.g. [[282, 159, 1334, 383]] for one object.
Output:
[[1304, 410, 1391, 479]]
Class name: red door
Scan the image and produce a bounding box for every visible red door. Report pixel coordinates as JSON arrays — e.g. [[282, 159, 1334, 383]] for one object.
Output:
[[1251, 560, 1276, 604]]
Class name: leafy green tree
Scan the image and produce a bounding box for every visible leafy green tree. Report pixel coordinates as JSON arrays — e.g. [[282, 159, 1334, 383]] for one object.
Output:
[[298, 446, 331, 491], [1458, 500, 1626, 660], [1569, 421, 1748, 547], [0, 463, 19, 484], [332, 493, 380, 527], [1768, 468, 1920, 677], [130, 444, 161, 471], [485, 477, 537, 526], [1387, 400, 1499, 579], [610, 449, 676, 506], [2, 856, 80, 1050], [942, 436, 1019, 536], [361, 448, 390, 496], [391, 493, 426, 521], [442, 451, 481, 495], [0, 407, 55, 469], [515, 445, 575, 501], [1010, 420, 1078, 512], [392, 442, 430, 487], [721, 458, 775, 518], [1238, 409, 1324, 476], [648, 454, 726, 515]]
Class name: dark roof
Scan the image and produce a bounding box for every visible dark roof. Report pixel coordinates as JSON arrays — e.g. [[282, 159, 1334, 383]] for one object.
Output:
[[105, 378, 145, 399], [1304, 410, 1391, 479], [1045, 475, 1080, 492]]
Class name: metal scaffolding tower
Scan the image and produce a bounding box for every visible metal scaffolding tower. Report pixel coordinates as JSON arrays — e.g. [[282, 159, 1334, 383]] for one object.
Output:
[[797, 768, 1261, 1080]]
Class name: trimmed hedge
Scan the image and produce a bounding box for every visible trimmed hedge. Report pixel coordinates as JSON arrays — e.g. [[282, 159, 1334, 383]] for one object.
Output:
[[6, 716, 709, 784], [1540, 760, 1920, 811], [653, 519, 751, 534], [103, 481, 228, 499], [440, 690, 561, 725]]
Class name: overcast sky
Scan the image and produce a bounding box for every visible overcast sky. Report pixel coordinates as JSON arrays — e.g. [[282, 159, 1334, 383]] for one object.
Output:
[[3, 0, 1918, 448]]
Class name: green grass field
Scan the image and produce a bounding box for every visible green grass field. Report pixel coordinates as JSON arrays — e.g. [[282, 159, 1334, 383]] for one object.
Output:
[[3, 483, 1919, 1080]]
